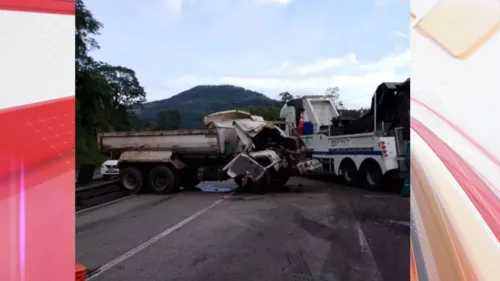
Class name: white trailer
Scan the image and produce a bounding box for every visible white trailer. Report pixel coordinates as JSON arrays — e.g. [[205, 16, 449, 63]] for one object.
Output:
[[279, 79, 410, 190]]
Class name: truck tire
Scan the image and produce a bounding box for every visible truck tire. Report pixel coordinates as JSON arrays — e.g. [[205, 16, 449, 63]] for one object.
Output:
[[382, 169, 401, 192], [234, 172, 272, 194], [147, 165, 178, 194], [120, 167, 144, 194], [234, 177, 244, 188], [272, 168, 291, 191], [249, 171, 272, 194], [275, 174, 290, 186], [278, 173, 291, 186], [359, 160, 383, 190], [339, 159, 358, 187]]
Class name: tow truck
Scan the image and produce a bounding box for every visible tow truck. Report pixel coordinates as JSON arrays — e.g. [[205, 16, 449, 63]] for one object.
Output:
[[278, 79, 410, 190]]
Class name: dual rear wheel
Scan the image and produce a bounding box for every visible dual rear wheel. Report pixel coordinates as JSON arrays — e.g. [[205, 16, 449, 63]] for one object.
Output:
[[147, 165, 178, 194], [339, 159, 384, 190], [120, 167, 144, 194], [120, 165, 198, 194]]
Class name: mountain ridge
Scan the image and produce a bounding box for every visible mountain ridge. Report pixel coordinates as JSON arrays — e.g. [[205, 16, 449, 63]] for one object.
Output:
[[137, 85, 278, 128]]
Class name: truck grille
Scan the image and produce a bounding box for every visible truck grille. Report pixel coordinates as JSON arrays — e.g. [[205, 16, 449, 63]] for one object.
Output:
[[228, 154, 265, 182]]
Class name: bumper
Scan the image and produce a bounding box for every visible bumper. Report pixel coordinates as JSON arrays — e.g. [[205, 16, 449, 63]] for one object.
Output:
[[101, 169, 119, 176], [296, 159, 322, 175]]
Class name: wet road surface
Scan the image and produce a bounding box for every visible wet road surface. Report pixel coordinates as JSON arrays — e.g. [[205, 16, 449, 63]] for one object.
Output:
[[76, 177, 409, 281]]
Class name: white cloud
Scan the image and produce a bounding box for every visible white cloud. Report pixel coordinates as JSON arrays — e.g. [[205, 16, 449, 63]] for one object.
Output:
[[166, 49, 410, 108], [264, 55, 355, 77], [265, 50, 408, 78], [292, 54, 359, 76], [359, 49, 410, 71], [216, 70, 406, 92]]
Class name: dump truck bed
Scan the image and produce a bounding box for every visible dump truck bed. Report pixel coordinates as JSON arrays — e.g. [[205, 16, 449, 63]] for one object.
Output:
[[97, 129, 223, 156]]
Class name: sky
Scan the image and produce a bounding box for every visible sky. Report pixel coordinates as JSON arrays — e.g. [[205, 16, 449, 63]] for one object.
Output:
[[84, 0, 410, 109]]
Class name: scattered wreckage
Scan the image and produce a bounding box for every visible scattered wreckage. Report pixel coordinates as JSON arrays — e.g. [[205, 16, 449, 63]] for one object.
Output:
[[97, 110, 315, 194]]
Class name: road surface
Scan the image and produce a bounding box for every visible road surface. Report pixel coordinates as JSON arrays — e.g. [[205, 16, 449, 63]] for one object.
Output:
[[76, 177, 409, 281]]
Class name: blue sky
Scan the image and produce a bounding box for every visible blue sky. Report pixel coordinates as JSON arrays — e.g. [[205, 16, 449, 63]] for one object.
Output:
[[84, 0, 410, 108]]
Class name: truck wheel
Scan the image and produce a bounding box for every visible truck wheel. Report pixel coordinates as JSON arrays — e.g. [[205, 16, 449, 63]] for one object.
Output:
[[234, 177, 243, 188], [148, 165, 178, 194], [120, 167, 144, 194], [339, 159, 358, 187], [233, 176, 251, 193], [359, 160, 383, 190], [276, 174, 290, 186], [382, 169, 401, 192], [249, 171, 272, 194], [272, 168, 291, 191]]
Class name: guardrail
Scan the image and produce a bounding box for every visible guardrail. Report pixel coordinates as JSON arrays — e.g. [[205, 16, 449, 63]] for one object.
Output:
[[75, 179, 121, 210]]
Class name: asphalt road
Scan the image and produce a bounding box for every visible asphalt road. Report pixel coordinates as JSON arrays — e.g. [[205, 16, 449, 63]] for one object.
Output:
[[76, 177, 410, 281]]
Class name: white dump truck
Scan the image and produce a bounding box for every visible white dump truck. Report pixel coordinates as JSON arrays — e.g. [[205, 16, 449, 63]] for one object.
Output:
[[97, 110, 306, 194], [279, 79, 410, 190]]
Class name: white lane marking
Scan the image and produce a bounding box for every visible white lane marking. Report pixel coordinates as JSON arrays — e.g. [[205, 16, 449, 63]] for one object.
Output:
[[357, 223, 382, 280], [87, 198, 224, 280], [76, 195, 135, 215]]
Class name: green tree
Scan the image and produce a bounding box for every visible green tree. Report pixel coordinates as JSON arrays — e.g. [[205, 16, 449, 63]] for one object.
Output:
[[325, 86, 339, 100], [129, 115, 154, 131], [75, 0, 147, 164], [279, 92, 293, 104], [76, 0, 101, 68], [247, 106, 281, 121], [98, 64, 146, 108], [325, 86, 345, 111], [157, 110, 181, 130]]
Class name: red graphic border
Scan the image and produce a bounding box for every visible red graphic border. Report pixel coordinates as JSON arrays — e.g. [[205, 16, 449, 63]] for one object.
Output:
[[0, 0, 75, 15]]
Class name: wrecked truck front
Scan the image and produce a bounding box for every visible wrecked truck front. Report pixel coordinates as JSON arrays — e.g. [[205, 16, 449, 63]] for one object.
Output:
[[225, 151, 282, 182], [224, 120, 306, 180]]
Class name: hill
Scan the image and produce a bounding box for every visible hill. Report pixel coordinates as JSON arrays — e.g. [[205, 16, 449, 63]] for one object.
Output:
[[138, 85, 279, 128]]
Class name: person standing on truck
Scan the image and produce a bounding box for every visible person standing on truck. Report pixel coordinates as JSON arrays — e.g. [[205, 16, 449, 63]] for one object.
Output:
[[297, 110, 305, 135], [402, 141, 410, 197]]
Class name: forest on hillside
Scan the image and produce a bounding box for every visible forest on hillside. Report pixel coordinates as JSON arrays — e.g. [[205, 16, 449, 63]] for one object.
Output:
[[137, 85, 281, 129]]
